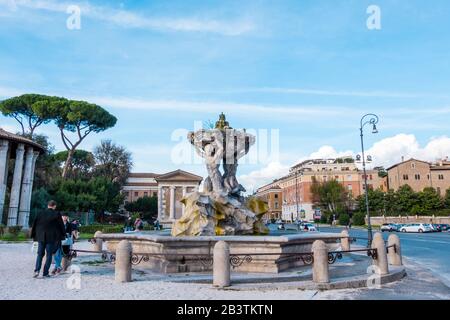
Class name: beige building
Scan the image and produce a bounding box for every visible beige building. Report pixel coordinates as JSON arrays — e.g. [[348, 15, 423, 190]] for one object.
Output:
[[386, 158, 450, 195], [122, 170, 202, 225], [256, 157, 384, 221], [255, 182, 282, 220]]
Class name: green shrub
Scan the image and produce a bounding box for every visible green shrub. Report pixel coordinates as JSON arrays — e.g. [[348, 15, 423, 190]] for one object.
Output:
[[143, 224, 154, 231], [352, 212, 366, 226], [0, 231, 28, 241], [7, 226, 23, 237], [338, 213, 350, 226], [79, 224, 123, 234]]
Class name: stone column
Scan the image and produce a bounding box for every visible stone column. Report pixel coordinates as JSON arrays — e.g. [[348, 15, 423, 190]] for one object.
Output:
[[181, 186, 187, 216], [340, 230, 350, 251], [213, 241, 230, 287], [387, 234, 402, 266], [115, 240, 132, 283], [93, 231, 103, 252], [7, 143, 25, 226], [0, 140, 9, 224], [157, 185, 163, 220], [372, 232, 389, 275], [312, 240, 329, 283], [169, 186, 176, 220], [18, 147, 35, 228]]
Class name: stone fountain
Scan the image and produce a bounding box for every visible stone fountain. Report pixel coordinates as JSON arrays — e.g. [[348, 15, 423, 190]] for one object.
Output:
[[171, 113, 269, 237], [98, 114, 345, 273]]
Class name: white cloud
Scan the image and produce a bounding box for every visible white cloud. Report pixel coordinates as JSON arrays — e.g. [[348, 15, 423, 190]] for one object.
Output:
[[2, 0, 254, 35], [242, 134, 450, 192], [366, 134, 450, 167], [238, 161, 290, 193]]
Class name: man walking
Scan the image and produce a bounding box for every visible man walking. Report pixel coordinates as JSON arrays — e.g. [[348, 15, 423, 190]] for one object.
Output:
[[31, 200, 66, 278]]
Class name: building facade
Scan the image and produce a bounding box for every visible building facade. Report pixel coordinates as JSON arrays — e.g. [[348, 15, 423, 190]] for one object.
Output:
[[254, 182, 282, 220], [0, 128, 42, 228], [122, 169, 202, 225], [386, 158, 450, 195], [256, 158, 384, 221]]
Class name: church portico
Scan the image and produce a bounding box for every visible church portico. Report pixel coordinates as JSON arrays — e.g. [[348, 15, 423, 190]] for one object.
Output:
[[122, 170, 202, 225]]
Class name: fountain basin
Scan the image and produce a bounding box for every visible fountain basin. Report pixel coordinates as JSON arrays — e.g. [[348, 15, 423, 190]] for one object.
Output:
[[98, 232, 345, 273]]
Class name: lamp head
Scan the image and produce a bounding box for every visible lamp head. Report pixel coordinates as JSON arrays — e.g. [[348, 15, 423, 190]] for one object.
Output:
[[372, 124, 378, 134]]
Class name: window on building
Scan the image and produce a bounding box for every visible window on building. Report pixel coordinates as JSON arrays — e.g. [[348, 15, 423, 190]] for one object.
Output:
[[274, 202, 279, 209], [415, 174, 420, 180], [347, 185, 352, 191], [403, 174, 409, 180], [427, 174, 430, 180], [347, 175, 352, 180], [274, 194, 279, 199], [411, 162, 416, 169], [437, 187, 441, 195], [438, 174, 444, 180], [153, 192, 157, 197], [144, 192, 148, 197]]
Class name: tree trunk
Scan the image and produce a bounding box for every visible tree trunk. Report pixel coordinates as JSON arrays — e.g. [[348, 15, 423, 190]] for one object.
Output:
[[62, 149, 75, 178]]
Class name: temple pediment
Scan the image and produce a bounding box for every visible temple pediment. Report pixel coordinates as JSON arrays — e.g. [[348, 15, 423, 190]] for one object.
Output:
[[155, 169, 203, 183]]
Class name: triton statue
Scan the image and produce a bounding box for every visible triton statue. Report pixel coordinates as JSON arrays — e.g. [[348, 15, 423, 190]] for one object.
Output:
[[172, 113, 269, 236]]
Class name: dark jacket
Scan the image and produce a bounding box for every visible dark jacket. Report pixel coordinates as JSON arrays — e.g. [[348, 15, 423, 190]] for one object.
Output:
[[31, 209, 66, 243]]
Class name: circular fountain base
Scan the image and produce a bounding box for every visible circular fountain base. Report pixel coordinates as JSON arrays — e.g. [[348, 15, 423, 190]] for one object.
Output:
[[98, 233, 345, 273]]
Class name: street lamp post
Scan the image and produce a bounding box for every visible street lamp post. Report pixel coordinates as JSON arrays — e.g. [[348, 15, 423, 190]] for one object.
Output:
[[295, 170, 299, 222], [360, 113, 379, 248]]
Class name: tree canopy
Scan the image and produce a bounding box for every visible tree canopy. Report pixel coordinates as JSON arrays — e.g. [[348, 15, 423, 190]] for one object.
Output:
[[93, 139, 133, 184], [0, 94, 56, 136]]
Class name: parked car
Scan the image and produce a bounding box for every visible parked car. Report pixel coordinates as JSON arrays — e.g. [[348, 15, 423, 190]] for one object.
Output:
[[437, 224, 450, 232], [400, 223, 433, 233], [380, 223, 397, 232], [431, 224, 442, 232]]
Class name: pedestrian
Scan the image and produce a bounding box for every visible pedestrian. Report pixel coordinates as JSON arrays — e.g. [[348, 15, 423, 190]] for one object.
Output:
[[124, 216, 133, 232], [52, 213, 76, 275], [154, 219, 161, 230], [134, 216, 144, 231], [30, 200, 66, 278]]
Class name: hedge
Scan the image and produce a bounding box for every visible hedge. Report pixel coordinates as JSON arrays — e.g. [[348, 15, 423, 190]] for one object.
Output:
[[79, 224, 154, 234], [79, 224, 124, 234]]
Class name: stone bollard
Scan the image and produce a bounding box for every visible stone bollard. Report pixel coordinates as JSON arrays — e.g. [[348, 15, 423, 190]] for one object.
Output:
[[115, 240, 132, 283], [387, 234, 402, 266], [93, 231, 103, 252], [371, 232, 389, 275], [213, 241, 230, 288], [340, 230, 350, 251], [312, 240, 329, 283]]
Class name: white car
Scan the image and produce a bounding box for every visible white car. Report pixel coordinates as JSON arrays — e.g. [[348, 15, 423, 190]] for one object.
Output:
[[399, 223, 432, 233], [301, 223, 317, 232]]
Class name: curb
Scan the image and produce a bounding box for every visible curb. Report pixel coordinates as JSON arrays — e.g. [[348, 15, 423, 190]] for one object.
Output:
[[219, 266, 407, 291]]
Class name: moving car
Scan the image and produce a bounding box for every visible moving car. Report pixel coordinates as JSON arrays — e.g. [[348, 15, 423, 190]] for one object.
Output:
[[399, 223, 433, 233], [437, 224, 450, 232], [380, 223, 397, 232], [301, 223, 317, 232]]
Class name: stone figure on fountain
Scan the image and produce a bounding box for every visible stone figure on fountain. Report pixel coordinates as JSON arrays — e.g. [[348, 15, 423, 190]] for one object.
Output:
[[171, 113, 269, 236]]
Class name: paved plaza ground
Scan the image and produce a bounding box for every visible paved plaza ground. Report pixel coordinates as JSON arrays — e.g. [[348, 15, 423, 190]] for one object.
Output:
[[0, 241, 449, 300]]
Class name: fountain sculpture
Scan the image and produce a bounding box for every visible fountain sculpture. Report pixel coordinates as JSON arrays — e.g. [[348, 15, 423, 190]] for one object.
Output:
[[171, 113, 269, 236]]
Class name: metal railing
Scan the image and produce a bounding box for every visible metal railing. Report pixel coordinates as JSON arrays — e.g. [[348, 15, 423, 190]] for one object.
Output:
[[67, 246, 381, 268]]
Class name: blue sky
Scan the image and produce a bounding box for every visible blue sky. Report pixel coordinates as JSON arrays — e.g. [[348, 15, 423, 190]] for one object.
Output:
[[1, 0, 450, 192]]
